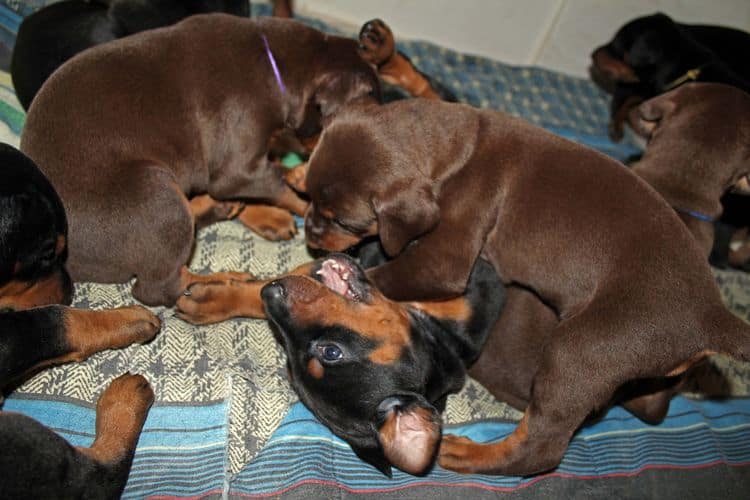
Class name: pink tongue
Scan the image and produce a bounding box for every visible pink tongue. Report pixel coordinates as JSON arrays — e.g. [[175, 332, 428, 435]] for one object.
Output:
[[320, 260, 350, 296]]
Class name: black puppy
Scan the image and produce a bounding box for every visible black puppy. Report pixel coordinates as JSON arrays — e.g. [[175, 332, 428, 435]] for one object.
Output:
[[0, 143, 160, 497], [11, 0, 249, 110], [260, 252, 505, 475], [590, 12, 750, 141]]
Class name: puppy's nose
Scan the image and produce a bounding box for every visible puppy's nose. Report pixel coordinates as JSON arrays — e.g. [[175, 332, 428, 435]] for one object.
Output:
[[261, 280, 286, 305], [305, 217, 324, 237]]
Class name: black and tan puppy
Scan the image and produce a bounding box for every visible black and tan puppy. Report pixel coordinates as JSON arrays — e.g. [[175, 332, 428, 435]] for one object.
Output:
[[628, 82, 750, 267], [590, 12, 750, 141], [21, 14, 379, 307], [174, 248, 504, 475], [0, 143, 160, 497], [11, 0, 249, 110], [298, 99, 750, 475]]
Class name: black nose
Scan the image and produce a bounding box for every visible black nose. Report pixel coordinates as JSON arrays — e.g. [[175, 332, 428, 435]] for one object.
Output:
[[261, 281, 286, 306]]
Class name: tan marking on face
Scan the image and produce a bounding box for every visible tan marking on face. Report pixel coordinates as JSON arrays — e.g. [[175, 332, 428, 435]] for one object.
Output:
[[55, 234, 67, 256], [0, 273, 66, 310], [284, 276, 411, 364], [307, 357, 325, 379], [407, 297, 472, 322]]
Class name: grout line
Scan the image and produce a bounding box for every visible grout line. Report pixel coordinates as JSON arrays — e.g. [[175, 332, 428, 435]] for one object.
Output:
[[528, 0, 566, 66]]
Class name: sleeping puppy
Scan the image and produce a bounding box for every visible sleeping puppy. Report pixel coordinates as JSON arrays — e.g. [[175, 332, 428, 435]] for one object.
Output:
[[628, 82, 750, 268], [0, 143, 160, 497], [11, 0, 250, 111], [300, 99, 750, 475], [21, 14, 379, 307], [590, 12, 750, 141]]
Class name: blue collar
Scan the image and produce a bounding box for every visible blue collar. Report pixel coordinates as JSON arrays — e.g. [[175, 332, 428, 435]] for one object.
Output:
[[674, 206, 716, 223]]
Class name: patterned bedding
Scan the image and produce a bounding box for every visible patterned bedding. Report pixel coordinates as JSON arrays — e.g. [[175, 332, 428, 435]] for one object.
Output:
[[1, 2, 749, 498]]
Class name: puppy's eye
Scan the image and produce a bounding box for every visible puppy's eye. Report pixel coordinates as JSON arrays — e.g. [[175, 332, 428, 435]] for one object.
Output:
[[317, 344, 344, 362]]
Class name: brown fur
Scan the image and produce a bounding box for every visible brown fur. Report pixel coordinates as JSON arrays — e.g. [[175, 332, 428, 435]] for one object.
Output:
[[629, 82, 750, 255], [21, 14, 378, 306], [303, 98, 750, 475]]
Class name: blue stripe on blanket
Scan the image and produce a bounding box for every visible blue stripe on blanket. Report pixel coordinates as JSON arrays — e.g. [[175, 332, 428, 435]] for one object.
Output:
[[3, 397, 229, 499], [229, 396, 750, 496]]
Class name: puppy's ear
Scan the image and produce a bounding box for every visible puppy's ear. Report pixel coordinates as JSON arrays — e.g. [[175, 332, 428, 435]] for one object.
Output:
[[315, 72, 379, 120], [373, 181, 440, 257], [375, 394, 442, 476], [632, 93, 678, 138]]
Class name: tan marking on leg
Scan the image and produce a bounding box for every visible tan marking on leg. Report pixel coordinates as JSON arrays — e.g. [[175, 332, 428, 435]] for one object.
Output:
[[406, 297, 472, 322], [76, 373, 153, 464], [666, 349, 716, 377], [439, 412, 530, 474], [175, 262, 316, 324], [284, 162, 308, 193], [236, 204, 297, 241], [189, 194, 244, 229]]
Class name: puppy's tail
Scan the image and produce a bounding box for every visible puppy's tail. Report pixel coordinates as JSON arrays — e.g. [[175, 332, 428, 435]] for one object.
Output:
[[706, 307, 750, 362]]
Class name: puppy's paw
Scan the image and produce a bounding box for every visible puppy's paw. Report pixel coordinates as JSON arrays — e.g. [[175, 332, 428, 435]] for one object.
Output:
[[98, 373, 155, 416], [115, 305, 161, 345], [438, 434, 484, 474], [237, 204, 298, 241], [176, 278, 263, 324], [284, 162, 308, 193], [358, 19, 395, 66], [176, 281, 233, 325]]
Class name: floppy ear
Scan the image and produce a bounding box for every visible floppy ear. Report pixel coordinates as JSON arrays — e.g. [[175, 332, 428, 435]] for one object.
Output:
[[632, 93, 678, 138], [373, 181, 440, 258], [375, 394, 442, 476], [315, 72, 378, 119]]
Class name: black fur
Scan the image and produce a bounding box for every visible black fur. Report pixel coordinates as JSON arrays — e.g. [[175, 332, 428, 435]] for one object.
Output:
[[11, 0, 249, 110]]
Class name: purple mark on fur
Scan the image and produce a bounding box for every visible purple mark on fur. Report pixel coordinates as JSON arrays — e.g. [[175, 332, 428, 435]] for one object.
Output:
[[262, 34, 286, 95]]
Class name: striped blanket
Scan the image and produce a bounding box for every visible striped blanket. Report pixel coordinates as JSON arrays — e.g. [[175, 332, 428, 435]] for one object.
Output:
[[1, 2, 749, 498]]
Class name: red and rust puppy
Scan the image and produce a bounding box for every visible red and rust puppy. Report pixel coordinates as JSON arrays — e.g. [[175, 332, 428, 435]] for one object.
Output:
[[302, 99, 750, 475], [0, 143, 160, 496], [628, 82, 750, 268], [21, 14, 379, 307], [590, 12, 750, 141]]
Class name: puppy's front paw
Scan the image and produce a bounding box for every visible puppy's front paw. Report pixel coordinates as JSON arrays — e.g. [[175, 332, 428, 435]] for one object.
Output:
[[438, 434, 484, 474], [358, 19, 395, 66], [237, 204, 298, 241], [114, 305, 161, 345], [98, 373, 155, 417], [176, 278, 264, 324], [284, 162, 308, 193]]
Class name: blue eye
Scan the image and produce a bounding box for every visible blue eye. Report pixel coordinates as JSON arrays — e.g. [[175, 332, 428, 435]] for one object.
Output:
[[318, 344, 343, 362]]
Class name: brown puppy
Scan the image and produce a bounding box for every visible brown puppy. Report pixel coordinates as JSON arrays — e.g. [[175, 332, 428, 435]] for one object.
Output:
[[302, 98, 750, 475], [21, 13, 379, 306], [628, 82, 750, 257]]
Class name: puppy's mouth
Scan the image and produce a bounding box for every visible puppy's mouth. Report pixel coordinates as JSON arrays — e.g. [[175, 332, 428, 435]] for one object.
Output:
[[315, 255, 369, 302]]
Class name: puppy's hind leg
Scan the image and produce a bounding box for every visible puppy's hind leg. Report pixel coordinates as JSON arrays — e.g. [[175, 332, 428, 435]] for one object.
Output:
[[440, 305, 638, 476]]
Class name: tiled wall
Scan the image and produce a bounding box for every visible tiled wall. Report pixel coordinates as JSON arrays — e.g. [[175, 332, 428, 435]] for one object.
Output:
[[293, 0, 750, 77]]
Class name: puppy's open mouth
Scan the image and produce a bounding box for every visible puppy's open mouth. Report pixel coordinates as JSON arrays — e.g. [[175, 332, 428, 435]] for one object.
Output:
[[315, 256, 367, 302]]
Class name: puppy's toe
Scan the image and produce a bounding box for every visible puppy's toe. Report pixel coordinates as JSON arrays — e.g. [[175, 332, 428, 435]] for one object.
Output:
[[175, 281, 239, 325], [358, 19, 395, 65], [117, 305, 161, 344], [438, 434, 481, 474], [237, 205, 298, 241], [99, 373, 155, 414]]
